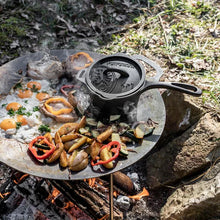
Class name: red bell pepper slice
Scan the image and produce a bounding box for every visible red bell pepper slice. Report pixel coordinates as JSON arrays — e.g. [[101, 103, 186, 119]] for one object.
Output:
[[60, 85, 79, 97], [29, 136, 56, 160], [91, 141, 121, 166]]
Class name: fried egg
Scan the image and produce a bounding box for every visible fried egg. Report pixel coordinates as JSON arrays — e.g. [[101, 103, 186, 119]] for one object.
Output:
[[6, 102, 22, 111], [0, 79, 61, 143], [17, 89, 33, 98], [0, 119, 17, 130]]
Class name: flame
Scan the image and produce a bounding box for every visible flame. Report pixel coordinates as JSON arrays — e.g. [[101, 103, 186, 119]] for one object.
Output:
[[113, 191, 118, 197], [13, 173, 29, 184], [128, 187, 149, 200], [88, 178, 96, 187], [0, 192, 11, 199], [49, 188, 61, 203], [98, 214, 109, 220]]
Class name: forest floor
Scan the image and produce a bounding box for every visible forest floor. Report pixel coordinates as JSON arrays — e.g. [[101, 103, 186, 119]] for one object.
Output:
[[0, 0, 219, 110]]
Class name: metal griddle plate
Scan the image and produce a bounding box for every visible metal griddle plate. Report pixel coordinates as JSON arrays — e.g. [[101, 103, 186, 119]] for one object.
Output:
[[0, 50, 166, 180]]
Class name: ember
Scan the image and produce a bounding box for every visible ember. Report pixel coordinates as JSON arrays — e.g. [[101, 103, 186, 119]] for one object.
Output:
[[129, 187, 150, 200]]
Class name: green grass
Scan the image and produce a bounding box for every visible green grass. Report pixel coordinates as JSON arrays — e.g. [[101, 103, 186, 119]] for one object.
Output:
[[98, 0, 220, 109]]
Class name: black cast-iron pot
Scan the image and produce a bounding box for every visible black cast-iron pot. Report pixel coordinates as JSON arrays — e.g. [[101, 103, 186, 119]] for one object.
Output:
[[76, 54, 202, 116]]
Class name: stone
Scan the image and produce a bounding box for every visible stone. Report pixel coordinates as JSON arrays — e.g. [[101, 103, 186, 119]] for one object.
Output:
[[145, 113, 220, 189], [160, 163, 220, 220], [160, 90, 203, 143]]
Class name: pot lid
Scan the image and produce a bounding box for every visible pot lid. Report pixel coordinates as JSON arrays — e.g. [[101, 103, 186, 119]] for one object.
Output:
[[86, 55, 145, 97]]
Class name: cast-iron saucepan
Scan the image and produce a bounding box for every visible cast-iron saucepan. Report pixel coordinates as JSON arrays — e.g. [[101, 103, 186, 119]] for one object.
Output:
[[76, 54, 202, 115]]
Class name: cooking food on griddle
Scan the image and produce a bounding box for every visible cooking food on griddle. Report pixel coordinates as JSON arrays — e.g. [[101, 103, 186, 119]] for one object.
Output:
[[27, 114, 155, 172], [0, 51, 156, 173], [0, 79, 60, 142]]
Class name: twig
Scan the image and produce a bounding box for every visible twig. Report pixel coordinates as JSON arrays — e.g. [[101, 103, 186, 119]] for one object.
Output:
[[158, 15, 169, 47]]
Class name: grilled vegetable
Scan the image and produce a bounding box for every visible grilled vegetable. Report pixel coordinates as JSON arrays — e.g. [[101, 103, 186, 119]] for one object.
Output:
[[64, 140, 76, 151], [61, 133, 79, 143], [110, 115, 120, 122], [86, 118, 98, 127], [68, 150, 88, 171], [59, 150, 68, 168], [58, 123, 79, 136], [29, 136, 56, 160], [78, 116, 86, 130], [100, 147, 114, 169], [134, 123, 155, 139], [111, 133, 128, 157], [90, 140, 102, 160], [47, 142, 64, 163], [54, 131, 62, 144], [68, 136, 87, 153], [97, 127, 113, 143], [91, 141, 121, 169]]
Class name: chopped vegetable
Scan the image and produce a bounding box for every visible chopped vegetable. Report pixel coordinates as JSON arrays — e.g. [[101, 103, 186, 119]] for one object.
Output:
[[111, 133, 128, 157], [91, 141, 121, 169], [16, 122, 22, 130], [110, 115, 121, 122], [33, 106, 40, 112], [7, 109, 15, 116], [97, 127, 113, 143], [68, 136, 87, 153], [61, 85, 76, 97], [28, 136, 56, 160], [60, 150, 68, 168], [86, 118, 98, 127], [47, 143, 64, 163], [44, 97, 73, 115], [38, 124, 51, 133]]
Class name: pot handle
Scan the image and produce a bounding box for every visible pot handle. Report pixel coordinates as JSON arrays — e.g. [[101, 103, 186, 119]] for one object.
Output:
[[132, 54, 163, 81], [76, 69, 86, 84], [140, 81, 202, 96]]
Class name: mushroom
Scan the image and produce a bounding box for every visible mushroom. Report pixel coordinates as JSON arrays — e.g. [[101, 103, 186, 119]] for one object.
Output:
[[27, 54, 63, 80]]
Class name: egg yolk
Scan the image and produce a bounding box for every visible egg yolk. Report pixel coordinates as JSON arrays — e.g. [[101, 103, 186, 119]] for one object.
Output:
[[27, 81, 41, 90], [17, 115, 28, 126], [18, 89, 33, 98], [0, 119, 16, 130], [36, 92, 50, 101], [6, 102, 22, 111]]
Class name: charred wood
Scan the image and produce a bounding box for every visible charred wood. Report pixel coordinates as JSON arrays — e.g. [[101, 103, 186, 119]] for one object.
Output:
[[101, 171, 135, 195], [14, 176, 71, 220], [50, 179, 123, 220]]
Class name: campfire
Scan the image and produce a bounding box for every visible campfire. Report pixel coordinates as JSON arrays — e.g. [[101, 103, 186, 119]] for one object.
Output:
[[0, 170, 149, 219]]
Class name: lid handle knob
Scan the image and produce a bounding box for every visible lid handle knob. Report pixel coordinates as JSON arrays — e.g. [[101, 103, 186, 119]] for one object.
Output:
[[103, 68, 129, 78]]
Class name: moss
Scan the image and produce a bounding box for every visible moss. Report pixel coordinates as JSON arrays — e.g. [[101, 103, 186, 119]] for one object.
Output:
[[0, 16, 27, 46]]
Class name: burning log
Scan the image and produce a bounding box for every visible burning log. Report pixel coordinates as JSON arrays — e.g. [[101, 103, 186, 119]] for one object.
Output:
[[50, 179, 123, 219], [14, 176, 72, 220], [101, 171, 135, 195]]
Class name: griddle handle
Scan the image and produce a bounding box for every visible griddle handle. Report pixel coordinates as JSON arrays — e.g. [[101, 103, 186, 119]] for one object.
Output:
[[141, 81, 202, 96]]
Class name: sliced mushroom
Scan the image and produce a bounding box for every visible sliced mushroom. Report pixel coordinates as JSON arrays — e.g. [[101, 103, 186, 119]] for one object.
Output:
[[27, 54, 63, 80]]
